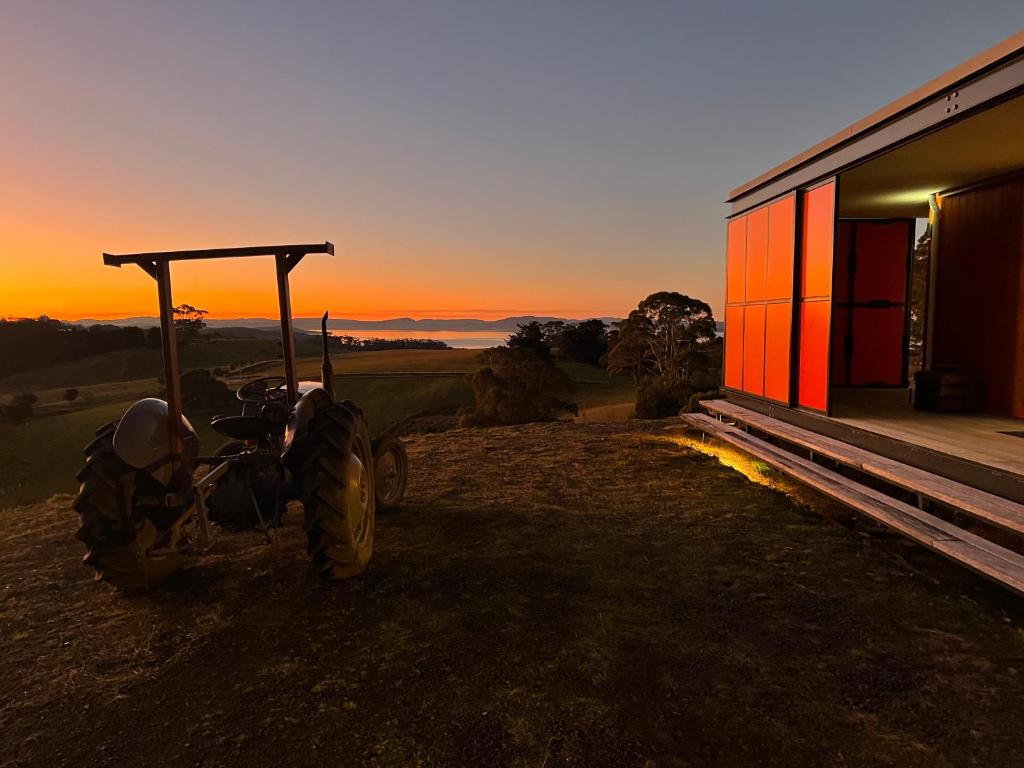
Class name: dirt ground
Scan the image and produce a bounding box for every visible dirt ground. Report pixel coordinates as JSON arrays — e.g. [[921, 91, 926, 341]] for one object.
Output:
[[4, 421, 1024, 767]]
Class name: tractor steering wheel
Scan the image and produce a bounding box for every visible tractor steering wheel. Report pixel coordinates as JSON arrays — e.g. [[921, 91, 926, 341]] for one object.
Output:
[[236, 376, 289, 403]]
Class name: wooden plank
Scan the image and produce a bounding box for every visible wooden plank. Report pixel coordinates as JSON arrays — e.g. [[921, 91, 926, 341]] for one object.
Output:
[[701, 399, 1024, 536], [705, 417, 1024, 571], [680, 413, 1024, 596]]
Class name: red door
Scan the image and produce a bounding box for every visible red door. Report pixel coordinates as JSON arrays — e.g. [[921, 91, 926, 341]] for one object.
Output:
[[831, 220, 912, 387]]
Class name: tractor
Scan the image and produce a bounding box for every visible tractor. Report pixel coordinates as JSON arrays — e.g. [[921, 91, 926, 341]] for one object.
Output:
[[72, 243, 408, 592]]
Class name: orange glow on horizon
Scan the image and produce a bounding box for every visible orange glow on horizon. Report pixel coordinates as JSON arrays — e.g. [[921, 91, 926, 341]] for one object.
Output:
[[1, 215, 637, 323]]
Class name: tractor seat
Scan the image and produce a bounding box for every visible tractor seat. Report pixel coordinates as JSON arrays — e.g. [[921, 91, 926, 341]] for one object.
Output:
[[210, 415, 280, 441]]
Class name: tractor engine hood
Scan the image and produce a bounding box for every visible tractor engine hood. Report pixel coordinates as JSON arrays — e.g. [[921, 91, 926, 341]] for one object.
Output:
[[113, 398, 199, 488]]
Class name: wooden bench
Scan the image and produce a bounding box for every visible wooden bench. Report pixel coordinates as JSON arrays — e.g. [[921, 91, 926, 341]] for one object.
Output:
[[701, 398, 1024, 538], [680, 412, 1024, 596]]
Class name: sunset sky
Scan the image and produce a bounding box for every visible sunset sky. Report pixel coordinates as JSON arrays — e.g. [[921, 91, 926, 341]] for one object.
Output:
[[2, 1, 1022, 321]]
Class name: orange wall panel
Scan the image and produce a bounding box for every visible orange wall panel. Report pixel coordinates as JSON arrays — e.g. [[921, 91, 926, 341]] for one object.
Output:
[[742, 303, 766, 395], [798, 301, 831, 411], [726, 216, 747, 304], [764, 302, 792, 403], [745, 207, 768, 302], [800, 181, 836, 299], [724, 305, 744, 389], [766, 196, 795, 301]]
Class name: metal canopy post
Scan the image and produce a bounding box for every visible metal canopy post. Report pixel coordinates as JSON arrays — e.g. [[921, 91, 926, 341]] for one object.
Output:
[[275, 252, 304, 406], [154, 261, 185, 438], [123, 259, 187, 482]]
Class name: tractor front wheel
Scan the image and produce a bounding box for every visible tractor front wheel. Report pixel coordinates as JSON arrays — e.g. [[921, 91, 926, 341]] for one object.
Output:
[[372, 435, 408, 511], [72, 423, 184, 593]]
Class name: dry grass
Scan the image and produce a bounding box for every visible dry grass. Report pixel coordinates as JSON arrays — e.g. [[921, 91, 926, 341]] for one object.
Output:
[[4, 421, 1024, 767]]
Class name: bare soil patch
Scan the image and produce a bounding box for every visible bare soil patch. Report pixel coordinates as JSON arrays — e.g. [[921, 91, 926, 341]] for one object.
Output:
[[3, 421, 1024, 767]]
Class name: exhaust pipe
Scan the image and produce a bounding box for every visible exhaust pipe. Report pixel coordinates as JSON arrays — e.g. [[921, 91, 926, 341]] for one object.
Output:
[[320, 311, 334, 399]]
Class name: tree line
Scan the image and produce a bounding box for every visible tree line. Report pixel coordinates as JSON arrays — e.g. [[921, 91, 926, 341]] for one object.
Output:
[[0, 317, 153, 379], [327, 335, 450, 351], [0, 308, 456, 381]]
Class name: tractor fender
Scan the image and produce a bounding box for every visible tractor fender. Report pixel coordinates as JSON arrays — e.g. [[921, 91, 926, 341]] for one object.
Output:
[[112, 398, 199, 488], [281, 387, 333, 471]]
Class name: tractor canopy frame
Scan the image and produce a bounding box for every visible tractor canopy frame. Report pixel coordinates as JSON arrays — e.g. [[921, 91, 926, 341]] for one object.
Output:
[[102, 242, 334, 462]]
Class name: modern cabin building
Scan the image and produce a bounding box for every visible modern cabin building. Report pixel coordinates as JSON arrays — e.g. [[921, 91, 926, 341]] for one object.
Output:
[[690, 32, 1024, 594], [721, 32, 1024, 483]]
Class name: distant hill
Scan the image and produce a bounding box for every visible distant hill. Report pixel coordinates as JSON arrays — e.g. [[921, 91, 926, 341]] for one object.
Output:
[[69, 315, 624, 332]]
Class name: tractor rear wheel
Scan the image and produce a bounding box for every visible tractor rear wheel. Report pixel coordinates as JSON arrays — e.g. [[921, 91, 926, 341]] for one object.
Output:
[[372, 435, 408, 511], [72, 423, 184, 593], [292, 401, 376, 578]]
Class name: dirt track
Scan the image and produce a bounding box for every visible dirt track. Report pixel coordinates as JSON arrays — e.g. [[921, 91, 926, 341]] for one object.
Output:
[[4, 421, 1024, 767]]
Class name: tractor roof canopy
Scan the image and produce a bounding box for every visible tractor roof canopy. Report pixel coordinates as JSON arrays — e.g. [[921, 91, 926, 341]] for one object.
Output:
[[102, 241, 335, 445]]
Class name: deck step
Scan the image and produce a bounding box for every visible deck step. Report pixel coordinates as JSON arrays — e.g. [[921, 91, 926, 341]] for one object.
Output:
[[701, 399, 1024, 537], [680, 412, 1024, 597]]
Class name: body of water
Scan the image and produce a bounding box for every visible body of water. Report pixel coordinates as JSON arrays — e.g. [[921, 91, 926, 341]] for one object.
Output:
[[331, 329, 505, 349]]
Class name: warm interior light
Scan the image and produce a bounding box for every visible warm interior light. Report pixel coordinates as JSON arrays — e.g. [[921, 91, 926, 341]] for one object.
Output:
[[874, 188, 942, 207]]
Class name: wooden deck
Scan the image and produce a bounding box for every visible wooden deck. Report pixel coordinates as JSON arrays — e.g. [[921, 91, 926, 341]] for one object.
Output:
[[703, 398, 1024, 537], [831, 389, 1024, 478], [682, 410, 1024, 597]]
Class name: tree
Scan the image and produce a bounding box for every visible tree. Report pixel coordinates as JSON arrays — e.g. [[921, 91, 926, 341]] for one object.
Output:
[[630, 292, 717, 379], [506, 321, 551, 362], [461, 347, 577, 427], [605, 320, 652, 384], [144, 326, 162, 348], [173, 304, 208, 344], [907, 229, 931, 376], [0, 317, 149, 378], [560, 319, 609, 365], [606, 292, 722, 418], [538, 320, 566, 355]]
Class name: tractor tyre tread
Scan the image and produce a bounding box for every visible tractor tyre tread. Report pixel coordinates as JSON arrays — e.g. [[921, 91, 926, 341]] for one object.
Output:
[[72, 428, 182, 594], [295, 400, 375, 579]]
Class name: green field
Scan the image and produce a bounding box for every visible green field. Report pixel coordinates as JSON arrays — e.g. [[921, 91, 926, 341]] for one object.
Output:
[[0, 337, 308, 393], [0, 348, 636, 507]]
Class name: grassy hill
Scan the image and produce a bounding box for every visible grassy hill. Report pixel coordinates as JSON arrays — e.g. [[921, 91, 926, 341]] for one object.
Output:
[[0, 338, 302, 393], [6, 421, 1024, 766], [0, 347, 636, 506]]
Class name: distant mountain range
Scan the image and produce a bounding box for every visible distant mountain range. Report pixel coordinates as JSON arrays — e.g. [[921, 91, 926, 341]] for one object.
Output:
[[69, 315, 625, 332]]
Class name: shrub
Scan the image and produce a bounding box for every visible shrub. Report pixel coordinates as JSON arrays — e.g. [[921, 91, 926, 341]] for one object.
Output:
[[461, 347, 577, 427], [63, 388, 79, 403], [180, 369, 233, 410], [0, 402, 33, 424], [12, 392, 38, 407], [635, 379, 723, 420], [635, 377, 692, 419]]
